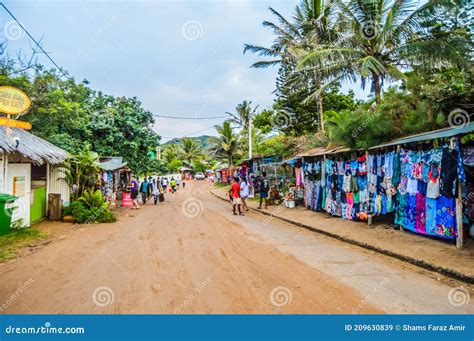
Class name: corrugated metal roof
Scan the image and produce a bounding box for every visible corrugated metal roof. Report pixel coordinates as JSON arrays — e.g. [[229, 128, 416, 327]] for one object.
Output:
[[0, 126, 69, 165], [369, 123, 474, 149], [99, 157, 128, 171]]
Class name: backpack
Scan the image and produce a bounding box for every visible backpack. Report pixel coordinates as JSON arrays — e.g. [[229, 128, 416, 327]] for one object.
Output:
[[261, 178, 269, 192]]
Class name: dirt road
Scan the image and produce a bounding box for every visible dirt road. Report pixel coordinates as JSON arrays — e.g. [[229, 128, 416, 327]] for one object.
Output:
[[0, 181, 471, 314]]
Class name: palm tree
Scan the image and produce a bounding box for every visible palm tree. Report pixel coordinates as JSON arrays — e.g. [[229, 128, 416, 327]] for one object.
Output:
[[162, 144, 180, 164], [179, 137, 202, 166], [226, 100, 259, 130], [244, 0, 336, 131], [61, 149, 100, 201], [297, 0, 470, 104], [210, 121, 241, 167]]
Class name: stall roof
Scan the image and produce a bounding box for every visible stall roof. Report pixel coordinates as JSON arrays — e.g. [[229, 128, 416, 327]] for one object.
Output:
[[302, 147, 334, 157], [369, 123, 474, 149], [99, 157, 128, 171], [0, 126, 69, 165]]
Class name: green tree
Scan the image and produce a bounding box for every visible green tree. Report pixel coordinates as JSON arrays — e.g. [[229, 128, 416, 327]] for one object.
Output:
[[167, 159, 183, 172], [226, 100, 259, 130], [210, 121, 241, 166], [179, 137, 202, 166], [298, 0, 471, 103]]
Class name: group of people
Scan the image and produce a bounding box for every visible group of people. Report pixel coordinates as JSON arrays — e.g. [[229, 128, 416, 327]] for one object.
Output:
[[127, 175, 185, 209], [228, 172, 270, 215]]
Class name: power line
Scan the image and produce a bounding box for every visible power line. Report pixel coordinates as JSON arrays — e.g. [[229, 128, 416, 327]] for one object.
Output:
[[153, 114, 228, 120], [0, 2, 69, 79], [160, 125, 216, 140]]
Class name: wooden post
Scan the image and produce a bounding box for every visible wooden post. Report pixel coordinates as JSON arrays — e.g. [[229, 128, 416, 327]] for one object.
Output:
[[396, 145, 404, 231], [48, 193, 61, 220], [450, 138, 464, 248], [45, 163, 50, 213], [366, 149, 372, 226]]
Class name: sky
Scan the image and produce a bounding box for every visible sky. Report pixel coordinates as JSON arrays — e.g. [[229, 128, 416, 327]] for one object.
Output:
[[1, 0, 371, 142]]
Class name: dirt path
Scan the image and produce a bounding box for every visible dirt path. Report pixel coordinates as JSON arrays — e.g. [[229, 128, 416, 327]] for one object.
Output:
[[0, 181, 381, 314]]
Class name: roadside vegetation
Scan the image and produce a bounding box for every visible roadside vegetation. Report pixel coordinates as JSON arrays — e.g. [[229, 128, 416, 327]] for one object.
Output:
[[0, 227, 49, 262]]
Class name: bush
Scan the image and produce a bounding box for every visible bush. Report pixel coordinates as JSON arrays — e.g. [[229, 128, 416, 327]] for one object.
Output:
[[63, 196, 116, 224]]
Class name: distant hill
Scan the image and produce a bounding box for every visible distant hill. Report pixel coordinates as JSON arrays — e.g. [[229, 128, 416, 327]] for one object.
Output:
[[163, 135, 214, 150]]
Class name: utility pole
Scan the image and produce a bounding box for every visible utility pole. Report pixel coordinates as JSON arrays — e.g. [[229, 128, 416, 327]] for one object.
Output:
[[248, 115, 252, 160]]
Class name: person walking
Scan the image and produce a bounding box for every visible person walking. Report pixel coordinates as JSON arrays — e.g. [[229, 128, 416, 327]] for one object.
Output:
[[240, 177, 250, 212], [258, 171, 269, 209], [161, 177, 168, 193], [229, 177, 243, 216], [128, 175, 140, 209], [170, 177, 177, 193], [176, 176, 180, 189], [151, 178, 160, 205], [139, 177, 150, 204]]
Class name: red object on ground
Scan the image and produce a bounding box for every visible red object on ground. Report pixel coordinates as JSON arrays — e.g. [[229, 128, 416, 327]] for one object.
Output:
[[122, 192, 133, 207]]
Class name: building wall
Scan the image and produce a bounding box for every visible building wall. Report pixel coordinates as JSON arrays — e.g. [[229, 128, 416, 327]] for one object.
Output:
[[48, 166, 70, 206]]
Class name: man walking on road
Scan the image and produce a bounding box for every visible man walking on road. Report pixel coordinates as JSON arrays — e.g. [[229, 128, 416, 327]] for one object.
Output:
[[170, 177, 177, 193], [161, 177, 168, 193], [229, 177, 243, 216], [258, 172, 269, 209], [151, 178, 160, 205], [240, 177, 250, 212], [139, 177, 150, 204]]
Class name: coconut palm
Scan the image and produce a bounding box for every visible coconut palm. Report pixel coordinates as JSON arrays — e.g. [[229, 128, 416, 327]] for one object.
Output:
[[244, 0, 338, 131], [226, 100, 259, 130], [297, 0, 470, 104], [210, 121, 241, 167], [179, 137, 202, 166]]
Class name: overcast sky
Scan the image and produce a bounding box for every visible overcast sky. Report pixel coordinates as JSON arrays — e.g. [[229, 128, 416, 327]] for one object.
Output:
[[2, 0, 370, 142]]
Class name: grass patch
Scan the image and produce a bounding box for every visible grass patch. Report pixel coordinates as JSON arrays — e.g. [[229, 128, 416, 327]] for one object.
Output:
[[214, 182, 230, 190], [0, 228, 49, 262]]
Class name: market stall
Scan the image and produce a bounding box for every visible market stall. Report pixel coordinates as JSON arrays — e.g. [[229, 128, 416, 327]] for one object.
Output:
[[98, 156, 131, 207]]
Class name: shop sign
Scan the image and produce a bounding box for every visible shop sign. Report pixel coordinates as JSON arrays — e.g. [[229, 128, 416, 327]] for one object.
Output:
[[0, 86, 30, 115]]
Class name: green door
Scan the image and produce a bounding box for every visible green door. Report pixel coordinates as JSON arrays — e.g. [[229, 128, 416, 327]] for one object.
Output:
[[30, 187, 46, 224]]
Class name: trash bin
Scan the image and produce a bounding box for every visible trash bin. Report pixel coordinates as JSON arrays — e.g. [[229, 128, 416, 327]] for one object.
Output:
[[0, 194, 18, 235]]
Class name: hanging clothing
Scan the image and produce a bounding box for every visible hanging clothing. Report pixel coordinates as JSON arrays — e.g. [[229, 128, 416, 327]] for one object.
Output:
[[440, 147, 459, 198], [433, 195, 457, 239]]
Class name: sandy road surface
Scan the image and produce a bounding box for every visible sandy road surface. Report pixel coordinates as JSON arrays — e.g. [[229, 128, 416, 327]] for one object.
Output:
[[0, 181, 471, 314]]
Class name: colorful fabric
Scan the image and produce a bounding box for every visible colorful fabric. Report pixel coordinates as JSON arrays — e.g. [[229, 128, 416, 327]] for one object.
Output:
[[432, 195, 457, 239], [395, 192, 406, 226], [440, 147, 459, 198], [426, 197, 437, 235], [415, 193, 426, 234], [405, 193, 417, 232]]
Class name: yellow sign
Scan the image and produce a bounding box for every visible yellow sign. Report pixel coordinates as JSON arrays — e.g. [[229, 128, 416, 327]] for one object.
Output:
[[0, 86, 30, 115], [0, 117, 32, 130]]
